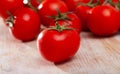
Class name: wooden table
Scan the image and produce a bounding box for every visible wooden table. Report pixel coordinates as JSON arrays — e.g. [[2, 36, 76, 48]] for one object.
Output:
[[0, 18, 120, 74]]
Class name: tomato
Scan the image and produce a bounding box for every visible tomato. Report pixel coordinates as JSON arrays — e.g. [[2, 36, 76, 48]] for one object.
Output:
[[31, 0, 42, 8], [63, 0, 89, 11], [38, 0, 68, 27], [0, 0, 23, 19], [88, 5, 119, 36], [50, 12, 82, 33], [37, 24, 80, 63], [75, 5, 91, 31], [9, 7, 41, 41]]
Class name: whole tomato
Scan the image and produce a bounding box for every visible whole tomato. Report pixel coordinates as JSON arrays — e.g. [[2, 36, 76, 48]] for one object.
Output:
[[63, 0, 89, 11], [38, 0, 68, 27], [50, 12, 82, 33], [0, 0, 23, 19], [31, 0, 43, 8], [75, 5, 91, 31], [88, 5, 119, 36], [37, 23, 80, 63], [9, 7, 41, 41]]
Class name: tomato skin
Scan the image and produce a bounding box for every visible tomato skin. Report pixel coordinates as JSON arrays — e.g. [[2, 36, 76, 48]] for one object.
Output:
[[50, 13, 82, 33], [38, 0, 68, 27], [31, 0, 42, 8], [0, 8, 8, 19], [0, 0, 23, 19], [88, 5, 119, 36], [37, 29, 80, 63], [75, 5, 91, 31], [10, 7, 41, 41], [63, 0, 89, 11]]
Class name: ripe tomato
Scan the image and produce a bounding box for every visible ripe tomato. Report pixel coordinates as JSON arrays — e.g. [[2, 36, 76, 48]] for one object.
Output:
[[38, 0, 68, 27], [9, 7, 41, 41], [63, 0, 89, 11], [88, 5, 119, 36], [0, 0, 23, 19], [50, 12, 82, 33], [37, 25, 80, 63], [75, 5, 91, 31], [31, 0, 42, 8]]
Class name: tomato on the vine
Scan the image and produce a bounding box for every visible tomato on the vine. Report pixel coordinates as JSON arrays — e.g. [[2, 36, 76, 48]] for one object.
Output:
[[88, 5, 119, 36], [37, 23, 80, 63], [38, 0, 68, 27], [75, 5, 91, 31], [0, 0, 24, 19], [50, 12, 82, 33], [8, 7, 41, 41]]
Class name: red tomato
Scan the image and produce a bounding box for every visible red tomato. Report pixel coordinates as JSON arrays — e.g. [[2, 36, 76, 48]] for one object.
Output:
[[37, 26, 80, 63], [0, 0, 23, 19], [9, 7, 41, 41], [75, 5, 91, 31], [38, 0, 68, 27], [50, 12, 82, 33], [88, 5, 119, 36], [31, 0, 42, 8], [63, 0, 89, 11]]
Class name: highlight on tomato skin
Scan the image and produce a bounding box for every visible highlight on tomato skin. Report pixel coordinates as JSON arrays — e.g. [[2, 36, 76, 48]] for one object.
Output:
[[37, 23, 80, 63]]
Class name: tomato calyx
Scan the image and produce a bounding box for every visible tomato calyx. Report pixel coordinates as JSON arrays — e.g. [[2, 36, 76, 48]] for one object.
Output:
[[50, 22, 72, 32], [102, 0, 120, 9], [49, 9, 71, 22], [77, 0, 99, 8], [6, 12, 14, 28]]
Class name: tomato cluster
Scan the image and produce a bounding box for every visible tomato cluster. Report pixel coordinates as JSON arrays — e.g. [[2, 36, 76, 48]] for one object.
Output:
[[0, 0, 120, 63]]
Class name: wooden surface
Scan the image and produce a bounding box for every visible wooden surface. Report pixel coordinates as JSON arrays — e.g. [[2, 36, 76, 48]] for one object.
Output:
[[0, 18, 120, 74]]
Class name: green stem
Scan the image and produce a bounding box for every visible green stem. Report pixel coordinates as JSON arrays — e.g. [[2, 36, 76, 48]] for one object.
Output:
[[96, 0, 100, 5], [108, 0, 115, 6], [27, 0, 38, 12], [57, 9, 62, 18], [50, 22, 72, 32], [88, 0, 93, 4], [102, 0, 109, 5]]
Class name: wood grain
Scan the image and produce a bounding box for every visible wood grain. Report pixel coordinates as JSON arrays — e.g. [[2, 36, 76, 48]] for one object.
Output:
[[0, 18, 120, 74]]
